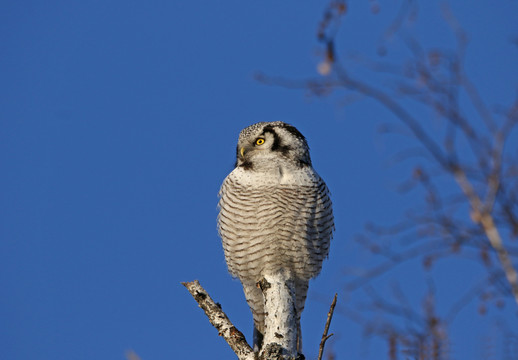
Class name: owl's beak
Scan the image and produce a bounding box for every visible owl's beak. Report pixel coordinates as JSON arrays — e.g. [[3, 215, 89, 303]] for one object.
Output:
[[240, 147, 245, 158]]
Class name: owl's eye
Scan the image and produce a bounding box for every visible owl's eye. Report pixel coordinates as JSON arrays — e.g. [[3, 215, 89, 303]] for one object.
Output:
[[255, 138, 265, 146]]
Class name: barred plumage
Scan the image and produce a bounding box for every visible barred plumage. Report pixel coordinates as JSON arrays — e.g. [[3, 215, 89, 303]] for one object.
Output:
[[217, 121, 334, 351]]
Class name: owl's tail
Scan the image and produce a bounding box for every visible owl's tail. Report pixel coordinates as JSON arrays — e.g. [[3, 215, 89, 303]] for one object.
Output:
[[242, 282, 266, 351], [295, 279, 309, 353]]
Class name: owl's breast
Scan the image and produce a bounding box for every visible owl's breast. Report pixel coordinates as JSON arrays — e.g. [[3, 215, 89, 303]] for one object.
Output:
[[218, 166, 334, 282]]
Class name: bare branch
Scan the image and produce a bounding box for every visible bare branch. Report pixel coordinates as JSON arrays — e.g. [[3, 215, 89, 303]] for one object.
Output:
[[182, 280, 255, 360], [453, 168, 518, 305]]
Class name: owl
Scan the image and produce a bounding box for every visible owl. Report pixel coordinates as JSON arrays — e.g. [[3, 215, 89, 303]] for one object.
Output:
[[217, 121, 334, 351]]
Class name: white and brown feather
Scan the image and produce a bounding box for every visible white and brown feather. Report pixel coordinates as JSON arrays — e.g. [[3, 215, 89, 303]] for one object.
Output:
[[217, 121, 334, 351]]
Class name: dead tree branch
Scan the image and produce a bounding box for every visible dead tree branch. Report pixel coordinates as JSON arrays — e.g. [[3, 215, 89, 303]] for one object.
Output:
[[182, 280, 255, 360]]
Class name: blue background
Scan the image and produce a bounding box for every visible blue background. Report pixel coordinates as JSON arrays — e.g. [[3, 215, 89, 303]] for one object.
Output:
[[1, 1, 517, 359]]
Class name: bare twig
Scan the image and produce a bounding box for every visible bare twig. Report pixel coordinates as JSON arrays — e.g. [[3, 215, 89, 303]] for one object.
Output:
[[182, 280, 255, 360], [317, 293, 338, 360]]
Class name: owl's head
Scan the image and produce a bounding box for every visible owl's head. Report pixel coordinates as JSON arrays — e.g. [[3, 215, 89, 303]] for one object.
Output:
[[235, 121, 311, 169]]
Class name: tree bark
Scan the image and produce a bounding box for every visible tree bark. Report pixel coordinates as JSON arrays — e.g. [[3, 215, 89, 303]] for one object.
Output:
[[257, 272, 298, 359]]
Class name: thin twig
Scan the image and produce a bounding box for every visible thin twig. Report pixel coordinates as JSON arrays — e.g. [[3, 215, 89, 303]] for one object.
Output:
[[317, 293, 338, 360]]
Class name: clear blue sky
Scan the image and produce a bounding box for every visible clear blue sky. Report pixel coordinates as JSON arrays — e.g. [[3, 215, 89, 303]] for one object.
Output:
[[1, 1, 517, 359]]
